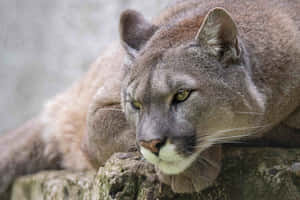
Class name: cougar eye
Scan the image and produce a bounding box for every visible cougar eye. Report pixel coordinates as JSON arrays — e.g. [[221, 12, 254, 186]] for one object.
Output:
[[131, 100, 142, 110], [172, 89, 192, 104]]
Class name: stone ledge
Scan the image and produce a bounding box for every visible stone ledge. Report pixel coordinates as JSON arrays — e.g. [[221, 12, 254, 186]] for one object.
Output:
[[11, 147, 300, 200]]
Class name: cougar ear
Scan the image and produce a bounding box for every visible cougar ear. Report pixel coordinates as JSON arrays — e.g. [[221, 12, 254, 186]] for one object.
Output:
[[196, 7, 240, 60], [119, 9, 158, 58]]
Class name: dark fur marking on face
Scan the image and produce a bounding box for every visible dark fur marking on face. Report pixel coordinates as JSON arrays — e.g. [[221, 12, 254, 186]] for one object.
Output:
[[171, 135, 197, 157]]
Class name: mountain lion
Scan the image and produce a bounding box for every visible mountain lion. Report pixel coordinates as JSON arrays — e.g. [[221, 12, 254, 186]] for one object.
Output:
[[1, 0, 300, 196]]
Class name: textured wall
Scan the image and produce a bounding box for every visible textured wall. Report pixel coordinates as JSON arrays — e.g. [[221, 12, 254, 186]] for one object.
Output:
[[0, 0, 171, 133]]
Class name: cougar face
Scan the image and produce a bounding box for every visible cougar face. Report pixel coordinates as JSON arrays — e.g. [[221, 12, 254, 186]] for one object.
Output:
[[120, 8, 266, 175]]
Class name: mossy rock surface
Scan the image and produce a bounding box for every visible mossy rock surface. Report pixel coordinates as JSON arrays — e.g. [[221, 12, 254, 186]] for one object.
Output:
[[11, 171, 95, 200], [11, 148, 300, 200]]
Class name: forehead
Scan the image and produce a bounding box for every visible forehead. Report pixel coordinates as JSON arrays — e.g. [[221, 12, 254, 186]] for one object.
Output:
[[161, 45, 219, 72], [127, 65, 199, 103], [150, 68, 198, 93], [127, 45, 215, 88]]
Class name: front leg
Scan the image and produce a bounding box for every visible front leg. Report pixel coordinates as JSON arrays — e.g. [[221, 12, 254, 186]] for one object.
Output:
[[0, 118, 61, 199], [82, 103, 136, 168], [284, 107, 300, 130], [156, 145, 222, 193]]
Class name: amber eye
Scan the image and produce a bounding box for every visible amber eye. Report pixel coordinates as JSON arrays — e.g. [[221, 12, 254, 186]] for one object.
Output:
[[173, 89, 192, 104], [131, 100, 142, 110]]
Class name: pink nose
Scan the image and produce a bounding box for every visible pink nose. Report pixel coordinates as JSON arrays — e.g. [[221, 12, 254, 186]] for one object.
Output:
[[140, 139, 164, 154]]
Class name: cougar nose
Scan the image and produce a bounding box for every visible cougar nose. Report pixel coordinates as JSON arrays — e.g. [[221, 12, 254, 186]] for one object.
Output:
[[140, 139, 166, 155]]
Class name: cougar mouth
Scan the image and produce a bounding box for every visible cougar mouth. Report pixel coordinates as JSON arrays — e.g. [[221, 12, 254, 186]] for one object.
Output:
[[140, 140, 200, 175]]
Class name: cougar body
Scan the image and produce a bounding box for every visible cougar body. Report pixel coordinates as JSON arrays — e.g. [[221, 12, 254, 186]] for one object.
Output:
[[1, 0, 300, 196], [119, 0, 300, 192]]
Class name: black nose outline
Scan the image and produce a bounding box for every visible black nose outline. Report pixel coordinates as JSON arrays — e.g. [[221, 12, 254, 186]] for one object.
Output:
[[139, 138, 166, 156]]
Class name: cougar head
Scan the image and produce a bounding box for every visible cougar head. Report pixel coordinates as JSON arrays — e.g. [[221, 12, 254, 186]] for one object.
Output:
[[119, 8, 266, 175]]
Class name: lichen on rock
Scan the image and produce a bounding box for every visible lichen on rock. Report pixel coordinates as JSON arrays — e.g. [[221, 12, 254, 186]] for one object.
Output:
[[11, 147, 300, 200]]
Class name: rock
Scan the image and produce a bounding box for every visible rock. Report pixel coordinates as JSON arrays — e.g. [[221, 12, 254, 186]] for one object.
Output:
[[11, 147, 300, 200], [11, 171, 95, 200]]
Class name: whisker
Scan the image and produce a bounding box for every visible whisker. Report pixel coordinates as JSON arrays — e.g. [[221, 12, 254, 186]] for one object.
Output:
[[212, 141, 248, 145], [205, 134, 253, 141], [193, 140, 244, 150], [234, 111, 264, 115], [212, 125, 270, 134], [175, 123, 275, 157], [97, 108, 123, 112], [175, 145, 195, 156], [203, 139, 250, 145], [195, 127, 267, 149], [197, 155, 220, 169], [197, 133, 251, 144], [201, 123, 273, 141], [197, 124, 271, 139]]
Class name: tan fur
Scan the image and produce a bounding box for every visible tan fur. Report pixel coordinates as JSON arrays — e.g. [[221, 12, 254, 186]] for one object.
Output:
[[0, 43, 130, 197], [42, 43, 127, 170], [1, 0, 300, 197], [0, 118, 60, 196], [119, 0, 300, 193]]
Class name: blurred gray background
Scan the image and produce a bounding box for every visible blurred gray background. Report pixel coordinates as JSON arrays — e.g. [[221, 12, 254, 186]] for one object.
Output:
[[0, 0, 172, 133]]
